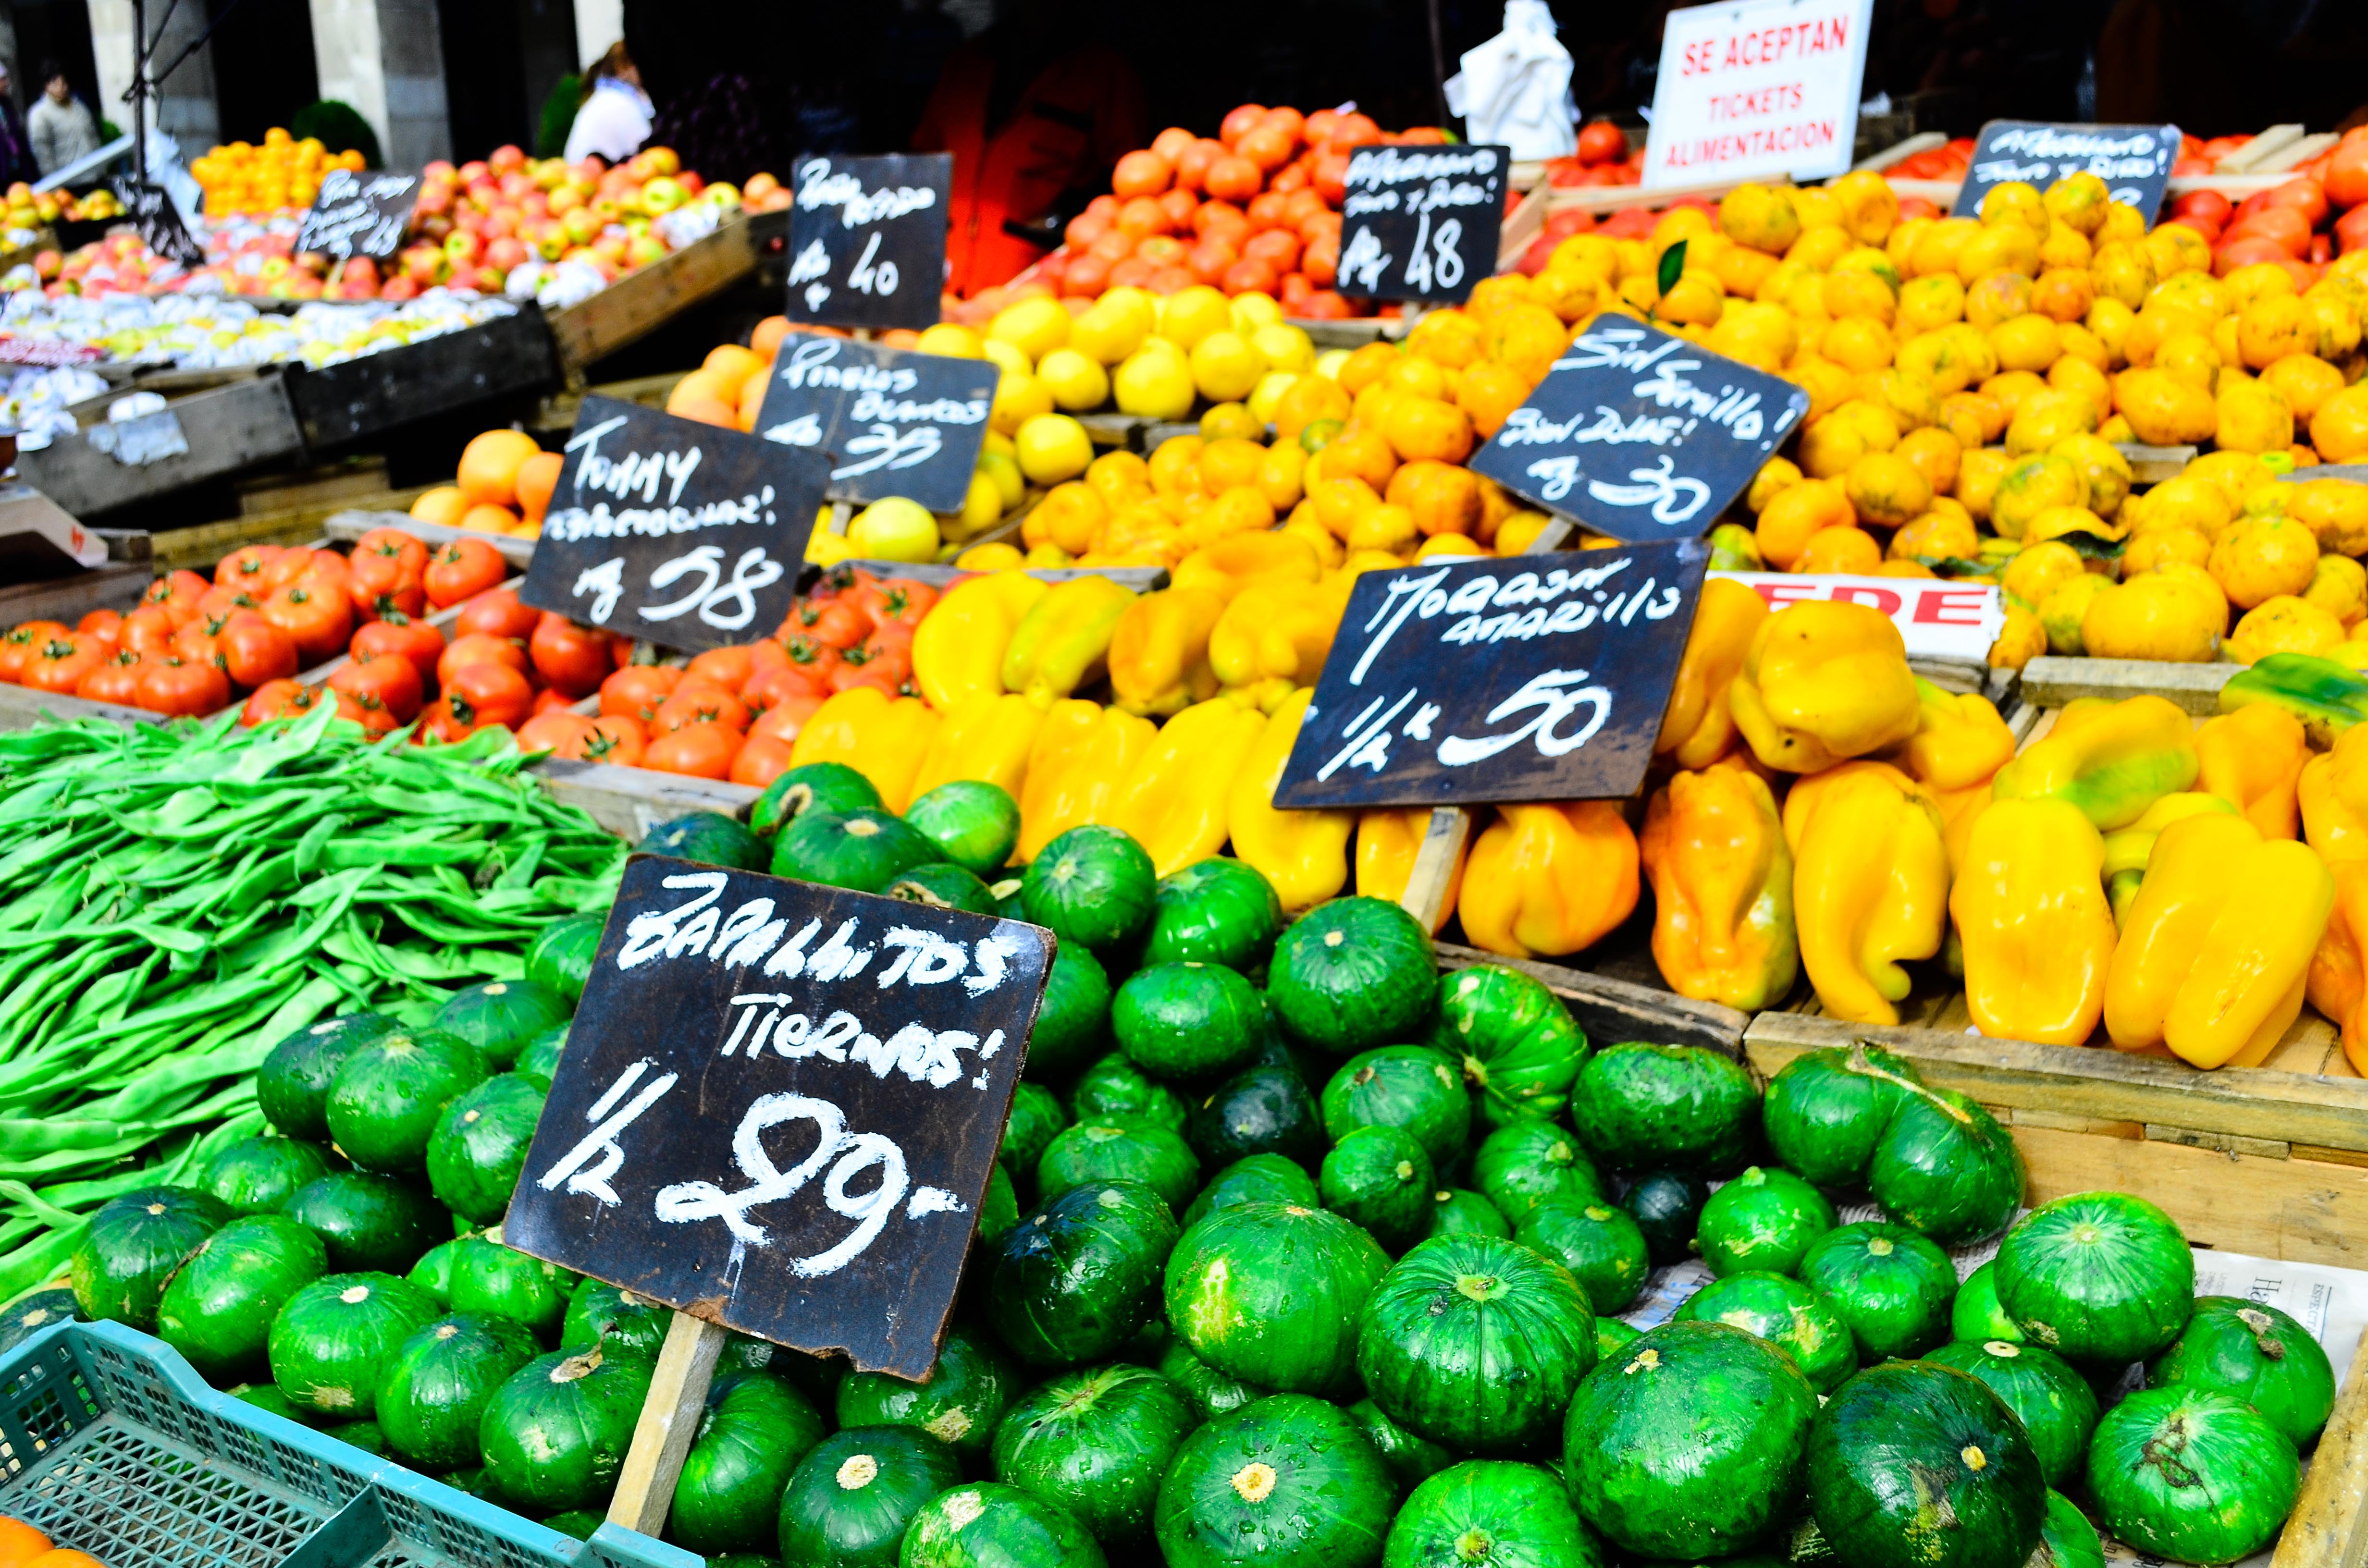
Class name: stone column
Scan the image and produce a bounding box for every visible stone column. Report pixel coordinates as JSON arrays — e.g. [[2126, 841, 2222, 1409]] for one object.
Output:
[[308, 0, 450, 169]]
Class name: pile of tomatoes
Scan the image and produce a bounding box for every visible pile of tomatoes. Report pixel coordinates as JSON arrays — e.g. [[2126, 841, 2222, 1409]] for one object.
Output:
[[516, 565, 941, 785]]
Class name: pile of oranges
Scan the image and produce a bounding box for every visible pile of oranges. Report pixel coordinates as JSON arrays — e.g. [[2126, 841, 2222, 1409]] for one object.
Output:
[[410, 432, 564, 539], [192, 129, 368, 220]]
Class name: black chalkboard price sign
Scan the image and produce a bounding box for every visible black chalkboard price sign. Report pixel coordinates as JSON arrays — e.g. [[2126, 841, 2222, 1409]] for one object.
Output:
[[503, 857, 1053, 1379], [295, 169, 420, 261], [1273, 541, 1708, 809], [784, 154, 952, 332], [754, 331, 996, 514], [1335, 144, 1508, 305], [1951, 122, 2179, 224], [114, 180, 201, 267], [518, 395, 828, 652], [1467, 318, 1810, 544]]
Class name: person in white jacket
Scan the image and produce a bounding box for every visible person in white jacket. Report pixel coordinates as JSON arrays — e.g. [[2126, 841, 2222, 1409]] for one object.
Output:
[[564, 43, 654, 165], [27, 63, 102, 176]]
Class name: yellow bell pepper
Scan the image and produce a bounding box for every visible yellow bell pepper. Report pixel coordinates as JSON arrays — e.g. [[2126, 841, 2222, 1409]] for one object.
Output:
[[1640, 764, 1799, 1011], [1727, 600, 1922, 772], [2299, 725, 2368, 864], [1991, 695, 2199, 830], [1016, 699, 1157, 862], [787, 687, 942, 813], [2097, 792, 2239, 923], [909, 570, 1048, 712], [1931, 779, 1993, 880], [1170, 530, 1324, 602], [1107, 587, 1227, 717], [1781, 760, 1916, 854], [1355, 807, 1469, 934], [1106, 697, 1269, 877], [1901, 682, 2017, 793], [2195, 703, 2307, 841], [2306, 861, 2368, 1076], [1656, 577, 1767, 770], [907, 692, 1044, 803], [2102, 812, 2334, 1067], [1209, 575, 1353, 691], [1949, 798, 2116, 1046], [1227, 687, 1354, 913], [1457, 801, 1640, 961], [1792, 765, 1950, 1025], [1000, 575, 1137, 708]]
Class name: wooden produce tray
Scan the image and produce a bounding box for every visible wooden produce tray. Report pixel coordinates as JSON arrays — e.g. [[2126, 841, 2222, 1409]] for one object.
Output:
[[18, 373, 306, 517], [286, 309, 561, 451], [544, 215, 761, 380]]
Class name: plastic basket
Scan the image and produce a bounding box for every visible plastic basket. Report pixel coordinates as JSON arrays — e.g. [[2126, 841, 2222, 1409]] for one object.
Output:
[[0, 1320, 701, 1568]]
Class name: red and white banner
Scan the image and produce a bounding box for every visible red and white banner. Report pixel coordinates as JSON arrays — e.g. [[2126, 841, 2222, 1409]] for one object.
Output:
[[1713, 572, 2003, 663], [1642, 0, 1874, 190]]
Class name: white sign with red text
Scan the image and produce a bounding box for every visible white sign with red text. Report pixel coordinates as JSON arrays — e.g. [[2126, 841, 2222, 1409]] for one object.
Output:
[[1713, 572, 2002, 663], [1642, 0, 1874, 190]]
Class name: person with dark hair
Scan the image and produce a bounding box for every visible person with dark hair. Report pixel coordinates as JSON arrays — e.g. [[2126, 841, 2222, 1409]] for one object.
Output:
[[565, 41, 654, 165], [26, 62, 98, 177]]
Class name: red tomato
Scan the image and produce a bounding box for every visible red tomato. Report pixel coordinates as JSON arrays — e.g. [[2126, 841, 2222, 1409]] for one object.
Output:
[[76, 648, 145, 705], [261, 581, 354, 664], [197, 584, 260, 624], [744, 662, 828, 714], [828, 652, 905, 695], [0, 620, 67, 682], [437, 632, 530, 691], [729, 733, 798, 788], [642, 723, 740, 779], [173, 613, 227, 668], [683, 644, 756, 692], [216, 611, 299, 689], [328, 685, 402, 736], [119, 605, 178, 656], [137, 654, 231, 717], [142, 570, 212, 627], [352, 612, 446, 690], [215, 543, 282, 590], [22, 635, 99, 693], [423, 537, 507, 608], [444, 660, 534, 729], [600, 664, 683, 722], [260, 548, 323, 590], [332, 652, 424, 723], [850, 622, 914, 685], [1577, 120, 1628, 167], [582, 713, 647, 766], [781, 632, 841, 681], [417, 691, 480, 745], [746, 637, 788, 677], [456, 586, 542, 641], [529, 613, 613, 697], [749, 695, 823, 745], [795, 597, 871, 649], [516, 710, 597, 754], [530, 686, 578, 716], [301, 550, 354, 604], [651, 683, 750, 734], [854, 577, 939, 630], [240, 678, 323, 726], [76, 608, 123, 641]]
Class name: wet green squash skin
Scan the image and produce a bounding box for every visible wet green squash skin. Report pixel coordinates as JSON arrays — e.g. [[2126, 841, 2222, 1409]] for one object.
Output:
[[1024, 943, 1111, 1080], [900, 1479, 1108, 1568], [837, 1321, 1021, 1464], [1164, 1200, 1390, 1396], [1623, 1167, 1710, 1268], [1924, 1339, 2101, 1487], [1567, 1042, 1759, 1174], [903, 779, 1021, 879], [1427, 964, 1590, 1128], [987, 1180, 1179, 1368], [1381, 1459, 1605, 1568], [1673, 1270, 1856, 1395], [1021, 825, 1157, 954], [192, 1135, 335, 1218], [2032, 1489, 2106, 1568], [155, 1213, 328, 1380], [1993, 1192, 2195, 1365], [2085, 1386, 2299, 1566], [1798, 1221, 1959, 1364], [1146, 858, 1283, 971], [1320, 1124, 1435, 1255], [283, 1171, 446, 1275], [1000, 1081, 1070, 1187], [668, 1370, 828, 1555], [424, 1073, 545, 1225], [1471, 1122, 1605, 1225], [1188, 1067, 1327, 1174], [777, 1425, 962, 1568], [257, 1012, 398, 1142], [1348, 1397, 1455, 1493], [1265, 896, 1437, 1057], [1760, 1044, 1921, 1189], [376, 1311, 540, 1471], [1321, 1046, 1472, 1169], [71, 1185, 230, 1332], [1807, 1360, 2047, 1568], [477, 1345, 653, 1515], [1428, 1188, 1512, 1241], [560, 1281, 669, 1365], [1870, 1083, 2023, 1245], [1154, 1393, 1396, 1568], [269, 1272, 442, 1419], [1953, 1262, 2023, 1344], [1070, 1053, 1189, 1134], [434, 979, 570, 1071], [1514, 1199, 1649, 1317], [1182, 1153, 1320, 1231], [2146, 1295, 2336, 1449], [1695, 1165, 1839, 1278], [1113, 960, 1269, 1086], [989, 1360, 1198, 1545], [1037, 1119, 1200, 1214]]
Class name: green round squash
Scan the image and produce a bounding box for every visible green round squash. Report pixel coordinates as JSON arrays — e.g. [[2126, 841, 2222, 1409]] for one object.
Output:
[[1471, 1121, 1604, 1224], [525, 912, 604, 1004], [326, 1419, 383, 1454], [1514, 1199, 1649, 1316], [1001, 1084, 1069, 1191], [1038, 1119, 1199, 1214], [326, 1028, 488, 1176], [269, 1272, 441, 1418], [1954, 1261, 2023, 1344], [1347, 1396, 1454, 1492], [839, 1321, 1021, 1462], [1567, 1042, 1758, 1174], [1160, 1336, 1265, 1422], [1154, 1393, 1394, 1568], [1115, 960, 1267, 1085], [1320, 1125, 1434, 1254], [643, 809, 770, 870], [1025, 944, 1110, 1080], [1356, 1232, 1596, 1453], [1022, 825, 1158, 954], [752, 760, 881, 836], [377, 1311, 540, 1470], [1429, 1188, 1511, 1241], [1382, 1460, 1604, 1568], [1429, 965, 1589, 1128], [903, 780, 1022, 878], [1188, 1065, 1324, 1171], [777, 1425, 962, 1568], [426, 1073, 545, 1225], [194, 1135, 334, 1218], [479, 1346, 653, 1514], [2033, 1490, 2105, 1568], [900, 1480, 1107, 1568], [1870, 1083, 2023, 1245], [435, 980, 570, 1072], [561, 1281, 670, 1365], [988, 1179, 1178, 1366], [285, 1172, 445, 1275], [1595, 1315, 1640, 1361], [1165, 1200, 1390, 1395], [1147, 858, 1283, 971], [1070, 1053, 1188, 1135], [156, 1213, 327, 1379], [230, 1380, 308, 1423], [542, 1511, 600, 1540], [1807, 1359, 2047, 1568], [407, 1236, 466, 1305], [671, 1370, 828, 1554], [1182, 1153, 1321, 1231], [1266, 896, 1436, 1057], [1994, 1192, 2195, 1364], [1761, 1043, 1922, 1189], [0, 1288, 77, 1356], [1926, 1339, 2101, 1486], [1696, 1165, 1839, 1278], [1321, 1046, 1471, 1168], [1674, 1269, 1856, 1394], [1623, 1168, 1709, 1267], [772, 808, 941, 893], [2148, 1296, 2336, 1449], [1564, 1320, 1817, 1559], [885, 860, 999, 916], [516, 1024, 568, 1089], [990, 1360, 1198, 1545], [448, 1232, 572, 1342], [2093, 1386, 2303, 1562], [70, 1185, 229, 1332], [1799, 1222, 1958, 1364], [258, 1012, 397, 1142], [979, 1164, 1019, 1244]]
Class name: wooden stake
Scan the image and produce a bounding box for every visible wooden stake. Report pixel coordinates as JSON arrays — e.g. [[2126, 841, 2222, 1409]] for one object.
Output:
[[606, 1309, 729, 1538], [2269, 1322, 2368, 1567], [1396, 806, 1471, 933], [827, 501, 854, 536]]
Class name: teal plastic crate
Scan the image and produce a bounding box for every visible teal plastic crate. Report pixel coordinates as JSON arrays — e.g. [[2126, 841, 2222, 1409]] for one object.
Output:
[[0, 1320, 702, 1568]]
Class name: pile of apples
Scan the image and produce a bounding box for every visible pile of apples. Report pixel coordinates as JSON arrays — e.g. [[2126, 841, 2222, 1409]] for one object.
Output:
[[2, 182, 120, 232]]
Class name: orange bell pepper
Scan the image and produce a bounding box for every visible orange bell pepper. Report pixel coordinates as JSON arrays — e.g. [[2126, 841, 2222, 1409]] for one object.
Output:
[[1656, 577, 1767, 771], [1640, 764, 1798, 1011], [1457, 801, 1640, 960]]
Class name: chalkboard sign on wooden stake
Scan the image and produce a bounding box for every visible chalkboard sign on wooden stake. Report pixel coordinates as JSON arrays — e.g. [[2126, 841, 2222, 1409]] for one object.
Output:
[[1949, 121, 2179, 224], [607, 1311, 729, 1537], [784, 154, 953, 332]]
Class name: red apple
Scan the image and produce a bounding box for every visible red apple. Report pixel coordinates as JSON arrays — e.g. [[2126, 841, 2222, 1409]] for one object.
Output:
[[485, 235, 529, 272], [380, 275, 421, 301], [444, 230, 484, 265]]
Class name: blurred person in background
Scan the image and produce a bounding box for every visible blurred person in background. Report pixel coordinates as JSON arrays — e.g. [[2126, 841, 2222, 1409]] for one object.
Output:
[[28, 62, 99, 177], [565, 43, 654, 165]]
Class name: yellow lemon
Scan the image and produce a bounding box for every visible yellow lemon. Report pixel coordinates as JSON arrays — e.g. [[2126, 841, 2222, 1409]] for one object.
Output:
[[2209, 514, 2320, 609], [1014, 413, 1094, 485], [988, 295, 1072, 362], [1071, 299, 1151, 366], [915, 323, 985, 359], [2230, 596, 2346, 663], [1160, 285, 1235, 353], [846, 497, 939, 563], [1230, 291, 1283, 331], [1036, 347, 1110, 413], [1113, 343, 1196, 419], [1250, 322, 1316, 375], [989, 370, 1055, 436], [2081, 573, 2222, 662]]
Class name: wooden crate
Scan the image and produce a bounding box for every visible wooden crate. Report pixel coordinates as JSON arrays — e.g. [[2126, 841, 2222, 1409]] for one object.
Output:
[[19, 374, 307, 517], [544, 217, 762, 379], [285, 309, 560, 450]]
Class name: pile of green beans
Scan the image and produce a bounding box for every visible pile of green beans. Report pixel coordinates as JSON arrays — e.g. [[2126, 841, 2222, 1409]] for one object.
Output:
[[0, 705, 626, 1299]]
